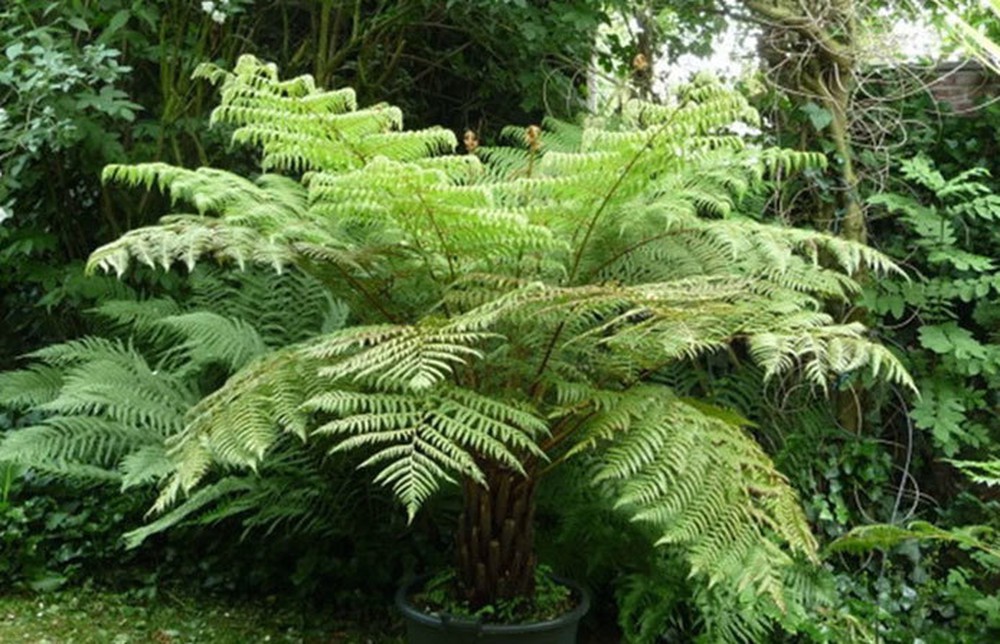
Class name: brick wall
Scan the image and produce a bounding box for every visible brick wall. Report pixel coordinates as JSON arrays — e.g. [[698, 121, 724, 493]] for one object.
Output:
[[925, 60, 1000, 116]]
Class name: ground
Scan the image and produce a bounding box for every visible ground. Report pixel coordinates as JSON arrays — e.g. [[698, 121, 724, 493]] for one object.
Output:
[[0, 587, 402, 644]]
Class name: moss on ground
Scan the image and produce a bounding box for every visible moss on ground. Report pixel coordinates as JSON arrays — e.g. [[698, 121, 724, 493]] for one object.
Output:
[[0, 587, 402, 644]]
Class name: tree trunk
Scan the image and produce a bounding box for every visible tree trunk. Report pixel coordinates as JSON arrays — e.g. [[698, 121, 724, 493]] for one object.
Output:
[[747, 0, 867, 431], [746, 0, 860, 238], [455, 465, 538, 608]]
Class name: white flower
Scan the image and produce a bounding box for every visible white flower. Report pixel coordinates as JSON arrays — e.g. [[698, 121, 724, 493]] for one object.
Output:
[[727, 120, 760, 137], [201, 1, 214, 12], [211, 9, 226, 24], [0, 206, 11, 225]]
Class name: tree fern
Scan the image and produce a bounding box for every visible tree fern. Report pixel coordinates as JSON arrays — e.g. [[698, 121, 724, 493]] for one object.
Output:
[[75, 56, 915, 624]]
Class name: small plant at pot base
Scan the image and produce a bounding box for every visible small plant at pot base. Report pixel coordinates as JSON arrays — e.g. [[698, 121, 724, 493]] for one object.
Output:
[[87, 56, 913, 637], [414, 565, 573, 624]]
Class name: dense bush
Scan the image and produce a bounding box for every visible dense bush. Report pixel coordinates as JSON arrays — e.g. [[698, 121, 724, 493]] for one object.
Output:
[[843, 94, 1000, 641]]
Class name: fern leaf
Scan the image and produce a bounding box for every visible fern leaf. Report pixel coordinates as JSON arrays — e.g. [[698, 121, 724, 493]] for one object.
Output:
[[589, 387, 818, 607], [0, 365, 64, 409], [305, 386, 546, 519]]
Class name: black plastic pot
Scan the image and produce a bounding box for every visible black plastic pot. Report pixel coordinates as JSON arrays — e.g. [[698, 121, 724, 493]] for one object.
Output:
[[395, 576, 591, 644]]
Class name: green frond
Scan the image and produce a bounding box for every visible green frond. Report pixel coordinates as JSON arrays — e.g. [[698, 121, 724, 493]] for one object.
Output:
[[588, 388, 817, 607], [87, 217, 294, 277], [126, 436, 385, 548], [159, 312, 267, 372], [305, 385, 546, 519], [948, 458, 1000, 486], [748, 324, 916, 393], [91, 298, 183, 336], [27, 337, 133, 366], [828, 520, 1000, 561], [0, 365, 64, 409], [306, 322, 495, 391], [120, 444, 175, 490], [126, 477, 257, 548], [753, 148, 828, 177], [193, 55, 455, 173], [92, 164, 308, 276], [153, 344, 326, 509], [18, 340, 195, 436], [102, 164, 293, 217], [186, 268, 347, 345], [0, 416, 150, 481], [563, 386, 663, 458]]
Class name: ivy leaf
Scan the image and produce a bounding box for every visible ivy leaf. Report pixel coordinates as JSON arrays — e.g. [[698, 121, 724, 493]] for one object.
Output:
[[5, 42, 24, 60], [800, 102, 833, 131]]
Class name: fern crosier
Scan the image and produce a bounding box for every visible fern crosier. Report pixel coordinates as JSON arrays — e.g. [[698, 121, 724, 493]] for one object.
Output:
[[83, 56, 914, 612]]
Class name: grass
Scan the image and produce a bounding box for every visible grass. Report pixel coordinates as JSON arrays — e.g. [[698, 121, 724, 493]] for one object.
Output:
[[0, 586, 403, 644]]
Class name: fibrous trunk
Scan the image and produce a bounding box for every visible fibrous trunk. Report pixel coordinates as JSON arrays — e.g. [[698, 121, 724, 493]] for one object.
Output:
[[456, 465, 537, 608]]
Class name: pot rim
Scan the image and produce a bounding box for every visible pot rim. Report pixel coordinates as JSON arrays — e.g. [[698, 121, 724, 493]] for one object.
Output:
[[395, 574, 591, 635]]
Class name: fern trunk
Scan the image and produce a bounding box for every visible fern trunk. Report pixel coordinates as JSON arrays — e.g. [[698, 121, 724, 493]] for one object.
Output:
[[455, 465, 538, 608]]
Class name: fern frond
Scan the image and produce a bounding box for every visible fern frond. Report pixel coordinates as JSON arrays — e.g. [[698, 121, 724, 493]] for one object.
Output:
[[748, 324, 915, 393], [306, 322, 496, 391], [120, 444, 175, 490], [0, 417, 150, 481], [828, 520, 1000, 561], [305, 386, 546, 519], [152, 343, 326, 510], [36, 347, 191, 436], [584, 387, 817, 608], [87, 216, 294, 277], [0, 365, 64, 409], [159, 312, 267, 372], [125, 477, 257, 548], [27, 337, 132, 366], [187, 268, 347, 345], [91, 298, 183, 337], [948, 458, 1000, 486]]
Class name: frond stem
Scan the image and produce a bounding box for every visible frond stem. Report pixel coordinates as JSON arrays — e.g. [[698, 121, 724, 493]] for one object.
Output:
[[297, 251, 400, 324], [584, 226, 699, 280], [411, 181, 457, 285], [529, 315, 571, 401], [539, 411, 597, 476], [539, 410, 595, 454], [567, 109, 682, 283]]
